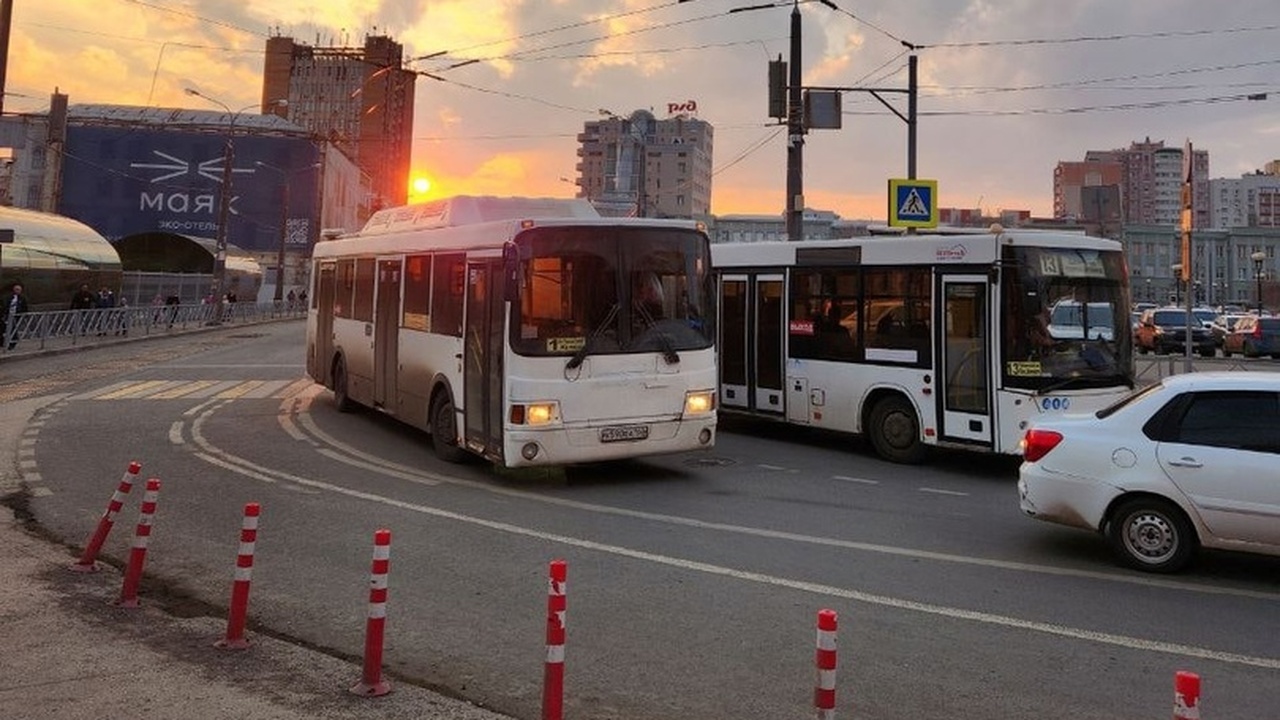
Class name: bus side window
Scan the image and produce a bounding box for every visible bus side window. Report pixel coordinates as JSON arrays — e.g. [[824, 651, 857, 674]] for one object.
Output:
[[432, 253, 465, 337]]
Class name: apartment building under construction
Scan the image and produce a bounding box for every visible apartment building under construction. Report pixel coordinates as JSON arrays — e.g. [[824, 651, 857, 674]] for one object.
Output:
[[262, 34, 416, 210]]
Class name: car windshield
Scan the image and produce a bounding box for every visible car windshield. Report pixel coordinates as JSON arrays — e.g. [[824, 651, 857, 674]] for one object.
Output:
[[1001, 245, 1133, 391], [1153, 310, 1194, 326], [509, 225, 714, 358]]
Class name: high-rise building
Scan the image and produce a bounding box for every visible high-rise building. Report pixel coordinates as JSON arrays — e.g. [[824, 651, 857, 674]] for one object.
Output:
[[1054, 139, 1209, 226], [1209, 171, 1280, 229], [1052, 160, 1123, 221], [262, 34, 416, 210], [573, 109, 712, 219]]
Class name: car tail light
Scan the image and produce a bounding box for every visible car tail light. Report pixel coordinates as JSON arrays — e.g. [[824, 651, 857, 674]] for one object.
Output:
[[1021, 428, 1063, 462], [1254, 324, 1263, 339]]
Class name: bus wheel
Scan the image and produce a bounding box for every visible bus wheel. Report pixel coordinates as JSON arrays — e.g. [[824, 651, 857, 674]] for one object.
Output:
[[868, 396, 926, 464], [332, 359, 355, 413], [431, 395, 469, 463]]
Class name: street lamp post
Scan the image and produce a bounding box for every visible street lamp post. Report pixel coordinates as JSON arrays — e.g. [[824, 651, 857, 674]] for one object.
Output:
[[1170, 263, 1182, 305], [184, 89, 286, 321], [256, 161, 320, 303], [1252, 251, 1267, 314]]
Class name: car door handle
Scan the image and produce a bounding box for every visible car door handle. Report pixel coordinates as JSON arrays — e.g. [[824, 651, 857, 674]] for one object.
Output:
[[1167, 457, 1203, 468]]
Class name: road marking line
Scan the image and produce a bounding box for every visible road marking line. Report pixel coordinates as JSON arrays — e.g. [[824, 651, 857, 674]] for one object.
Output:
[[757, 464, 787, 471], [69, 381, 135, 400], [152, 380, 219, 399], [242, 380, 292, 399], [833, 475, 879, 485], [169, 421, 185, 446], [185, 380, 244, 399], [275, 378, 317, 398], [188, 430, 1280, 671], [919, 487, 969, 497], [217, 381, 265, 399], [95, 380, 171, 399]]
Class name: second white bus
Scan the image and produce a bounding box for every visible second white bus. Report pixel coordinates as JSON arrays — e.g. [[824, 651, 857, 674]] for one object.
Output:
[[307, 196, 717, 468], [711, 226, 1134, 463]]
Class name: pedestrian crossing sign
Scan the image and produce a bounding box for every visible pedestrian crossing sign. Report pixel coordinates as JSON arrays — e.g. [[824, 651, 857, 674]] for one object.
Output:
[[888, 178, 938, 228]]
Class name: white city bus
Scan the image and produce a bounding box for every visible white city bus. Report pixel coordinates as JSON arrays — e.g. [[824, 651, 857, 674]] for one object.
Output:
[[711, 226, 1134, 463], [306, 196, 717, 467]]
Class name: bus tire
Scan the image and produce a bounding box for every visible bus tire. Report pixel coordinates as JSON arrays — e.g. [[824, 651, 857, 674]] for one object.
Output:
[[868, 395, 926, 465], [332, 358, 355, 413], [431, 394, 469, 463]]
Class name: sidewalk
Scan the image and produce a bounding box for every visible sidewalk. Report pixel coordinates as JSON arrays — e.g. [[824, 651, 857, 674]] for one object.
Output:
[[0, 373, 513, 719]]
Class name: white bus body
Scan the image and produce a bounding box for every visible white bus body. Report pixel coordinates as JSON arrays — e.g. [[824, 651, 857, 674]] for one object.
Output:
[[711, 228, 1134, 463], [307, 196, 717, 468]]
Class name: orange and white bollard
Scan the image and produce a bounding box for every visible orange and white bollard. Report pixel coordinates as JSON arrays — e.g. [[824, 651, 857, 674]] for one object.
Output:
[[71, 461, 141, 572], [542, 559, 567, 720], [215, 502, 260, 650], [1173, 670, 1201, 720], [117, 478, 160, 608], [350, 529, 392, 697], [815, 609, 838, 720]]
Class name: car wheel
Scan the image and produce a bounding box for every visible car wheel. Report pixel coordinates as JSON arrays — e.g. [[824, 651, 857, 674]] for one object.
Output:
[[1107, 497, 1196, 573], [431, 393, 469, 463], [1199, 348, 1215, 358], [1222, 347, 1232, 358], [332, 358, 355, 413], [868, 396, 926, 465]]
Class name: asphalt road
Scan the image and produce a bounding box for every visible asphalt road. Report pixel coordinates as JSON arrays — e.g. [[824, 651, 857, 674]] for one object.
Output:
[[8, 322, 1279, 719]]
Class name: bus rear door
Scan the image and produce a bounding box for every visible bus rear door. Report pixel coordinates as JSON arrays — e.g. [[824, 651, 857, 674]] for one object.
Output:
[[374, 259, 401, 411]]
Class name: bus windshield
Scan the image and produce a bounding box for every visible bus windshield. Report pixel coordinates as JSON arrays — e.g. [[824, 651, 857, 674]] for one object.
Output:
[[1001, 245, 1133, 390], [511, 226, 714, 359]]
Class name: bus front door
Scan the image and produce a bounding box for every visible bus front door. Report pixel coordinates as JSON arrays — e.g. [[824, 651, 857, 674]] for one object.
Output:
[[463, 259, 505, 460], [719, 273, 783, 414], [374, 259, 401, 410], [938, 276, 993, 446]]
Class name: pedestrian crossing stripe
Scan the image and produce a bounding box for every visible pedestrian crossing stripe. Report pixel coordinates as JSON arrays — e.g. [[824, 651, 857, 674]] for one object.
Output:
[[887, 178, 938, 228], [72, 379, 318, 401]]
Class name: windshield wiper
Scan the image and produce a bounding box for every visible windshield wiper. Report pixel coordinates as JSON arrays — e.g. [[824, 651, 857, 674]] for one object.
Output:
[[634, 301, 680, 365], [565, 303, 619, 371]]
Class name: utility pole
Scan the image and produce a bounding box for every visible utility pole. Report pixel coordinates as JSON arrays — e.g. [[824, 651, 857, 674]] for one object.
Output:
[[785, 0, 804, 242], [274, 182, 289, 303], [0, 0, 12, 116]]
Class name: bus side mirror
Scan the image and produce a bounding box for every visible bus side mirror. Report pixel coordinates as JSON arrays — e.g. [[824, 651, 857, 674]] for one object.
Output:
[[502, 243, 519, 302]]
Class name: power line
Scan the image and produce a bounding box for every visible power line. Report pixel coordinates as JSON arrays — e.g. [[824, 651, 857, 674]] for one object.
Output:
[[410, 0, 711, 61], [920, 24, 1280, 50], [118, 0, 265, 38], [839, 91, 1275, 117]]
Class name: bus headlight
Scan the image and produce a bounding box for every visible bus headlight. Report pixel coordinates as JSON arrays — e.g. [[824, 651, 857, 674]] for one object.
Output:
[[510, 402, 559, 425], [683, 390, 715, 416]]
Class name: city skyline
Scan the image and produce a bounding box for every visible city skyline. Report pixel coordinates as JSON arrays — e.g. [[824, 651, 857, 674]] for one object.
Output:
[[5, 0, 1279, 220]]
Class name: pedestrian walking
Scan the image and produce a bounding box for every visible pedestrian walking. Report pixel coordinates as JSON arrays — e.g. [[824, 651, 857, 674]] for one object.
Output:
[[3, 282, 29, 350]]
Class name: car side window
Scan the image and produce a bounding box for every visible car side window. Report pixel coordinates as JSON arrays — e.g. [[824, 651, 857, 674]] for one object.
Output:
[[1170, 391, 1280, 453]]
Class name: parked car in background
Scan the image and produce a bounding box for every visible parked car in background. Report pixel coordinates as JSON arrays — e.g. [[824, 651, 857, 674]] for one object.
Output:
[[1134, 308, 1216, 357], [1048, 300, 1115, 341], [1019, 372, 1280, 572], [1221, 315, 1280, 358], [1191, 307, 1217, 330], [1210, 313, 1249, 347]]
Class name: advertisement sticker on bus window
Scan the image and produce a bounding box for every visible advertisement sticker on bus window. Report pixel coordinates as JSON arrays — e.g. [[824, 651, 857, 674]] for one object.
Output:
[[1006, 361, 1042, 377], [789, 319, 815, 336], [546, 336, 585, 353]]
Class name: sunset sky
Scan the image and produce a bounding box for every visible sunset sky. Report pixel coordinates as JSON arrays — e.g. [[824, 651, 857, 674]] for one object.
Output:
[[6, 0, 1280, 220]]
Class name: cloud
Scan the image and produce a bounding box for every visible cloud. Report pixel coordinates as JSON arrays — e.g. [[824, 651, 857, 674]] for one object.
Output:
[[11, 0, 1280, 221]]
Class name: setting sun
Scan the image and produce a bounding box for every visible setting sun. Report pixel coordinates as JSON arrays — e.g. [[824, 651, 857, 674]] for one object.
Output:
[[410, 176, 431, 196]]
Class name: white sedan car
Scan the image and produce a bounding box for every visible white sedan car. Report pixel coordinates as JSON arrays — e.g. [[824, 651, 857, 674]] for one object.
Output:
[[1018, 372, 1280, 572]]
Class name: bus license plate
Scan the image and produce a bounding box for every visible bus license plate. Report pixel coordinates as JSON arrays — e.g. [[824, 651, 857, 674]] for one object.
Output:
[[600, 424, 649, 443]]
